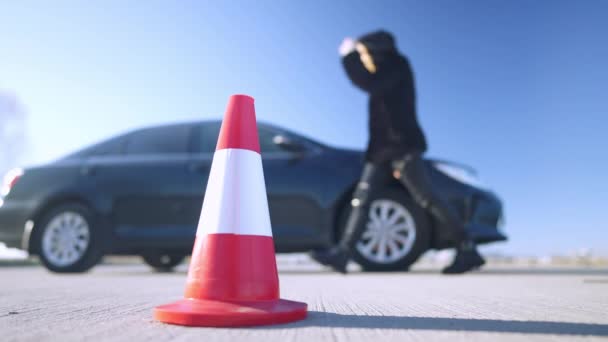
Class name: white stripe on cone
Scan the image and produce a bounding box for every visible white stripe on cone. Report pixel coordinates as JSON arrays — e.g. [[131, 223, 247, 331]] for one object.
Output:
[[196, 148, 272, 237]]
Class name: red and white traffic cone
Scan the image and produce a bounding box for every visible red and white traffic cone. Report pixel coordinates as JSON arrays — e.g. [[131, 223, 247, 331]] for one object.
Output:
[[154, 94, 307, 327]]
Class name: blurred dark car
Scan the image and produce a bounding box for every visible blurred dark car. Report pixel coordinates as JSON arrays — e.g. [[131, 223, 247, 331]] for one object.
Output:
[[0, 121, 506, 272]]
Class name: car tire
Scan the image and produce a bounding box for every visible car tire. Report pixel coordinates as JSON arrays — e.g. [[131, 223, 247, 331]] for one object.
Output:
[[141, 251, 186, 272], [33, 203, 104, 273], [339, 187, 430, 272]]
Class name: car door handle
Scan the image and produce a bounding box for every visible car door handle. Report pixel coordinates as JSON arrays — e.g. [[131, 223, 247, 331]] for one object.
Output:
[[81, 166, 96, 176], [188, 163, 208, 173]]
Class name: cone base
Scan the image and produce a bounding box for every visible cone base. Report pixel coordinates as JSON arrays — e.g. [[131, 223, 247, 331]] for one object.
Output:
[[154, 298, 307, 327]]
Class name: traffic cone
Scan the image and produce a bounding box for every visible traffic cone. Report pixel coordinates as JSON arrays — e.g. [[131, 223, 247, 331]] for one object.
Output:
[[154, 94, 308, 327]]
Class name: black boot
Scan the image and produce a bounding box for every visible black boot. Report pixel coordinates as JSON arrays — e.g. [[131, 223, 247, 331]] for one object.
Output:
[[310, 247, 350, 274], [442, 242, 485, 274]]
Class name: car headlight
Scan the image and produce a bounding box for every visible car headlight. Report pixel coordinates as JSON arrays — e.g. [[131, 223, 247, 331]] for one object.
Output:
[[1, 167, 24, 197], [433, 161, 485, 189]]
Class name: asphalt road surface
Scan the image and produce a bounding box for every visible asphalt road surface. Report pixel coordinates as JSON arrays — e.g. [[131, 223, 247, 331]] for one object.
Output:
[[1, 260, 607, 342]]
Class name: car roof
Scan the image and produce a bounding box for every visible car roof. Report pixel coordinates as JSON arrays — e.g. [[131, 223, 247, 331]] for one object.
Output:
[[130, 119, 284, 132], [60, 119, 326, 161], [130, 119, 325, 145]]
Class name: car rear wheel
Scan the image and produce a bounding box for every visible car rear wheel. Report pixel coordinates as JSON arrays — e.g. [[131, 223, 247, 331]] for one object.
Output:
[[142, 251, 186, 272], [341, 188, 430, 272], [34, 203, 104, 273]]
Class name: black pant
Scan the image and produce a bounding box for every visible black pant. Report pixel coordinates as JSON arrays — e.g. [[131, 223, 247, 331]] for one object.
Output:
[[339, 152, 467, 251]]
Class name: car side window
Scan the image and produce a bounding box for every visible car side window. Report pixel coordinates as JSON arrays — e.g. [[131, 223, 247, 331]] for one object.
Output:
[[195, 123, 288, 154], [125, 125, 192, 155], [91, 137, 125, 156], [197, 122, 222, 154]]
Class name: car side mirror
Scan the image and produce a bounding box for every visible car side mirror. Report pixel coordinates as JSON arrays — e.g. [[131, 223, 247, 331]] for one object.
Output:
[[273, 135, 306, 154]]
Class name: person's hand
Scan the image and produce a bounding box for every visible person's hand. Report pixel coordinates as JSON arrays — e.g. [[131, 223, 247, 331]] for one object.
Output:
[[356, 42, 377, 74], [393, 169, 402, 180], [339, 37, 356, 56]]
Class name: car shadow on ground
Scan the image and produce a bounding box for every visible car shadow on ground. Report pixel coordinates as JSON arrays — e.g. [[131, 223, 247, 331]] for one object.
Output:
[[270, 311, 608, 336], [409, 268, 608, 276], [279, 268, 608, 276], [0, 260, 38, 267], [94, 267, 608, 277]]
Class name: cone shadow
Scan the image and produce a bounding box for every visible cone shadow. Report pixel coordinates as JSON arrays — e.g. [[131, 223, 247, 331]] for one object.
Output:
[[269, 311, 608, 336]]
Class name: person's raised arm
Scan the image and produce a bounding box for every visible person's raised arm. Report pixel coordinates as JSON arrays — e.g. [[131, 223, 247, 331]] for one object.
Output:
[[340, 40, 407, 96]]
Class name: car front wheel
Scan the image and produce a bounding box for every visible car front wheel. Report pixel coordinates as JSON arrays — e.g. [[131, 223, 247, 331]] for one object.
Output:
[[343, 188, 430, 272], [34, 203, 104, 273]]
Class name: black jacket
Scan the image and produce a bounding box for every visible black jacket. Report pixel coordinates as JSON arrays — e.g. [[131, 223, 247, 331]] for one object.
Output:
[[342, 34, 427, 163]]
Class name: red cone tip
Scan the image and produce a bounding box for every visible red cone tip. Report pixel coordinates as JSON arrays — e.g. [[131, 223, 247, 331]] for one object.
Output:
[[216, 94, 261, 153]]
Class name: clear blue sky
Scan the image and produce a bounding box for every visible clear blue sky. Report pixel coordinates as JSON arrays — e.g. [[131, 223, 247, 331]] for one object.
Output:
[[1, 1, 607, 256]]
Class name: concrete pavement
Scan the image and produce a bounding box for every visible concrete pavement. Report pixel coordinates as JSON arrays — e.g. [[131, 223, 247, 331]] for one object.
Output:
[[0, 261, 607, 341]]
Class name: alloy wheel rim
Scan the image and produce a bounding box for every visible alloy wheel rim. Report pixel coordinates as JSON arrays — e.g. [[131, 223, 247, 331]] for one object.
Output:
[[356, 199, 417, 264], [42, 212, 90, 267]]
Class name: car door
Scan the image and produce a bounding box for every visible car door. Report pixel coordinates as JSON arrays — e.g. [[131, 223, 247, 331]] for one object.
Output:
[[186, 122, 220, 230], [89, 124, 197, 245], [256, 127, 327, 251], [187, 122, 327, 251]]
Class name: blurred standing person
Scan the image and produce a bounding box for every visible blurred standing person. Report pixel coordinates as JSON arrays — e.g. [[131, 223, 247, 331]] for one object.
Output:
[[312, 30, 484, 274]]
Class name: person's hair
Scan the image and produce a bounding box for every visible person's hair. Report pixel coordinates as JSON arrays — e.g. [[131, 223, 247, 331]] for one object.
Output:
[[358, 30, 396, 53], [357, 30, 399, 69]]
